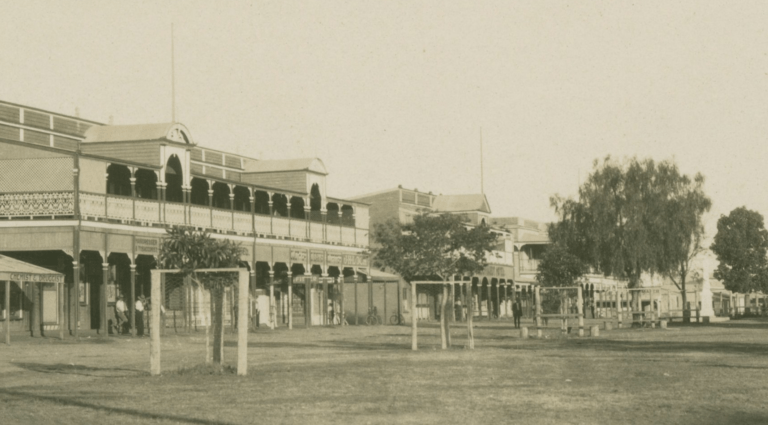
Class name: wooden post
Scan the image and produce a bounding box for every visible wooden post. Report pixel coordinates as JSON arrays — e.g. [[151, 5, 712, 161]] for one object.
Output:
[[237, 269, 248, 376], [5, 280, 10, 345], [467, 281, 474, 349], [150, 270, 161, 376], [59, 280, 65, 340], [323, 279, 329, 325], [305, 273, 311, 328], [411, 281, 418, 350], [577, 286, 584, 337], [449, 282, 455, 322], [617, 288, 623, 328], [535, 286, 542, 337], [288, 277, 293, 330], [31, 281, 39, 337], [495, 281, 500, 320], [130, 264, 137, 336], [440, 283, 448, 349], [101, 262, 109, 336], [354, 273, 359, 325], [339, 276, 346, 326], [268, 271, 275, 330]]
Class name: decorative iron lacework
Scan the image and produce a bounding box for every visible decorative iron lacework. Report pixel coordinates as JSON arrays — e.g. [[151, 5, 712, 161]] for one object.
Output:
[[0, 192, 74, 216]]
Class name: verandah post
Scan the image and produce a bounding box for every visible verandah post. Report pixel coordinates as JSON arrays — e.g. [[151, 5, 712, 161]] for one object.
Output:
[[150, 270, 161, 376], [237, 269, 248, 376], [577, 286, 584, 337], [411, 281, 417, 351], [5, 280, 10, 345]]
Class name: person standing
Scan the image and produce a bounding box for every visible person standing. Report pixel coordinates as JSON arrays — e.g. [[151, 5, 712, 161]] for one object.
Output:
[[135, 296, 145, 336], [114, 295, 128, 334], [513, 299, 522, 329]]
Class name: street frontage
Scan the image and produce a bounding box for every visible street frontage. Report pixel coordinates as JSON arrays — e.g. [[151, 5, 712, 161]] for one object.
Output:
[[1, 319, 766, 424]]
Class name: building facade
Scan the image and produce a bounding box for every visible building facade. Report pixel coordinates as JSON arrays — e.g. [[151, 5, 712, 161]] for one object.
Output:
[[0, 100, 372, 336]]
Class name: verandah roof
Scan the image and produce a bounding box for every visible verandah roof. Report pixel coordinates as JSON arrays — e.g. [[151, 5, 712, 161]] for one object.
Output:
[[0, 254, 64, 283]]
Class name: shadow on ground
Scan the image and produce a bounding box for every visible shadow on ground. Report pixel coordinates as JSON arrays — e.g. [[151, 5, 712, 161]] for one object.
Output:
[[0, 388, 235, 425], [12, 362, 146, 378]]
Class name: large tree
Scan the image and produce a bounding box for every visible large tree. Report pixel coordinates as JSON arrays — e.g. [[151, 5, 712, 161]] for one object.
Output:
[[158, 227, 246, 365], [550, 156, 710, 317], [536, 244, 587, 322], [711, 207, 768, 312], [372, 213, 498, 349]]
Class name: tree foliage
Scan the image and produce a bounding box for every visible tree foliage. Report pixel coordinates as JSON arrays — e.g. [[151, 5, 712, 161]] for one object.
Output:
[[550, 156, 711, 294], [372, 213, 498, 281], [536, 244, 586, 288], [711, 207, 768, 294], [158, 227, 246, 365]]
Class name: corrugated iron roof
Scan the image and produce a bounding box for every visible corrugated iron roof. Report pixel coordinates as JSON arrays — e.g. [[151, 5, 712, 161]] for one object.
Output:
[[242, 158, 328, 175], [83, 123, 194, 145], [432, 194, 491, 213], [0, 254, 63, 281]]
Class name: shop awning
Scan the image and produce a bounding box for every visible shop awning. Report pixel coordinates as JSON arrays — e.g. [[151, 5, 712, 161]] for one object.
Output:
[[370, 268, 400, 283], [0, 254, 64, 283]]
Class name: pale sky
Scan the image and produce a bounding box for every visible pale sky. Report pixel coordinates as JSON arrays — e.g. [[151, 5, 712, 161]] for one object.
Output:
[[2, 1, 768, 241]]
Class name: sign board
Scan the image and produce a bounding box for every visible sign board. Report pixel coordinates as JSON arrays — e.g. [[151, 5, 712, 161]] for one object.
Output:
[[10, 273, 63, 283], [290, 249, 308, 264], [343, 254, 368, 268], [310, 251, 325, 265], [326, 254, 342, 267], [292, 275, 336, 285], [135, 237, 159, 256]]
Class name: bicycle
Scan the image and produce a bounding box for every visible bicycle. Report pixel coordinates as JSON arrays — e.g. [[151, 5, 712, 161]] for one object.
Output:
[[365, 307, 382, 325], [389, 312, 405, 325]]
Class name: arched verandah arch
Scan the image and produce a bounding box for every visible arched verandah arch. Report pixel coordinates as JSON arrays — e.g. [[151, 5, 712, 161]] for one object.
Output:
[[326, 202, 339, 225], [106, 164, 131, 196], [341, 205, 354, 227], [253, 191, 270, 215], [165, 155, 183, 203], [271, 193, 288, 217], [233, 186, 251, 212], [290, 197, 305, 219], [190, 178, 209, 206], [135, 169, 157, 199], [211, 182, 230, 209]]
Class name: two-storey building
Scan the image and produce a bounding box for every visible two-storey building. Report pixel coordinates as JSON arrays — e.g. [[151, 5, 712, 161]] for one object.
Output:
[[0, 100, 371, 336]]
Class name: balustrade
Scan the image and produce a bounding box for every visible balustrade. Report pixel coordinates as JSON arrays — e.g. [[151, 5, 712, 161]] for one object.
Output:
[[134, 199, 159, 223], [290, 219, 306, 239], [211, 209, 232, 231], [310, 222, 324, 242], [233, 211, 252, 233], [80, 193, 106, 218], [3, 191, 369, 248], [254, 214, 271, 234], [164, 202, 186, 226], [106, 196, 133, 220], [327, 224, 341, 243], [272, 216, 290, 237], [190, 205, 210, 228], [341, 226, 355, 244], [0, 192, 74, 217]]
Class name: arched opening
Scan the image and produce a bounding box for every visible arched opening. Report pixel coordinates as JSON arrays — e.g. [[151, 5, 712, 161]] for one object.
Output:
[[326, 202, 339, 225], [165, 155, 183, 203], [254, 191, 270, 215], [106, 164, 132, 196], [134, 169, 158, 199], [271, 193, 288, 217], [290, 197, 305, 219], [233, 186, 251, 212], [341, 204, 354, 227], [310, 265, 323, 276], [211, 182, 230, 209], [190, 178, 209, 206], [309, 184, 322, 222]]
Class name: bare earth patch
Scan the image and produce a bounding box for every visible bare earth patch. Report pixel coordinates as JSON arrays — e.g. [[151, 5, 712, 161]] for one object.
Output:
[[1, 318, 767, 424]]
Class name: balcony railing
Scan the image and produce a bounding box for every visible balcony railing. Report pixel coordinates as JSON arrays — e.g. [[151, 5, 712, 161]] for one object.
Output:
[[520, 259, 541, 272], [0, 191, 367, 247]]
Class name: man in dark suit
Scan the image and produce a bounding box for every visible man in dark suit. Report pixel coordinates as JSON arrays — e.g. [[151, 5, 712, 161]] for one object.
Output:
[[513, 300, 523, 328]]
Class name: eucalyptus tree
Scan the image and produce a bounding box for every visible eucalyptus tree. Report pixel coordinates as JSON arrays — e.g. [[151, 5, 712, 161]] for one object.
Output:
[[550, 157, 710, 317]]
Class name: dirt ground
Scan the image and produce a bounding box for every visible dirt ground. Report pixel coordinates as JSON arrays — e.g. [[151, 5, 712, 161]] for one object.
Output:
[[1, 318, 767, 424]]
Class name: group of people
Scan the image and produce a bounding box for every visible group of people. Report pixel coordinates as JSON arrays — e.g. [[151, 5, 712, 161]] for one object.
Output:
[[114, 294, 156, 336]]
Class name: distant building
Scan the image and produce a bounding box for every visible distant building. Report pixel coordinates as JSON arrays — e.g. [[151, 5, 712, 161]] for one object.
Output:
[[351, 186, 544, 321]]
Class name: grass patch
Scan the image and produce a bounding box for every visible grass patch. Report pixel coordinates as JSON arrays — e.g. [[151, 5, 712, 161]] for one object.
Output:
[[170, 363, 237, 376]]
